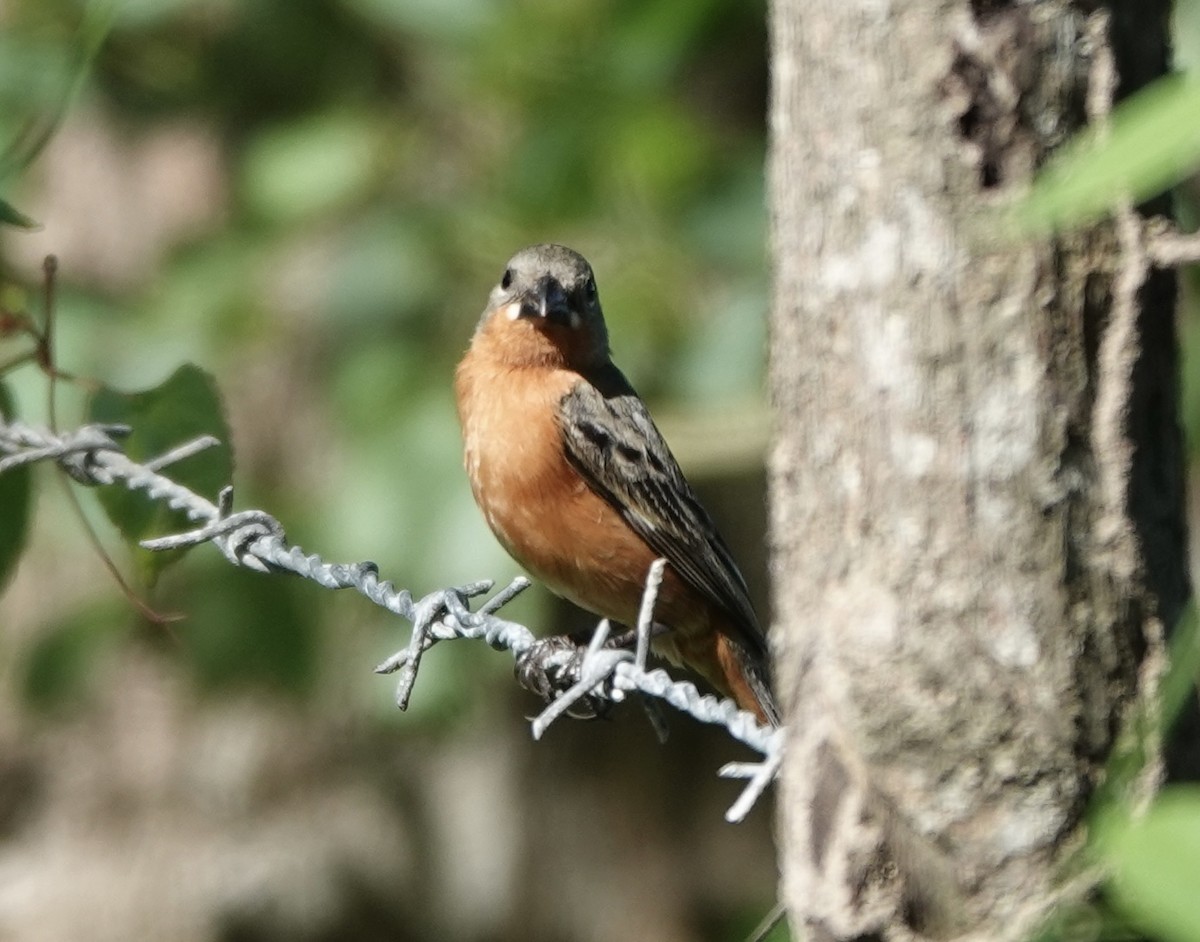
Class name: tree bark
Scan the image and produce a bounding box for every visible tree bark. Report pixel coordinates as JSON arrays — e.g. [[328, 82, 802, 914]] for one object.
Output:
[[767, 1, 1188, 939]]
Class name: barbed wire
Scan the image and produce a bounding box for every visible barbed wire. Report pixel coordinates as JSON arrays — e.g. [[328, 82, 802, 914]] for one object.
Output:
[[0, 418, 782, 821]]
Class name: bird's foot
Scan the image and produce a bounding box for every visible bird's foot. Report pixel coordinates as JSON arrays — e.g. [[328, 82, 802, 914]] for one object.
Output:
[[515, 633, 616, 720]]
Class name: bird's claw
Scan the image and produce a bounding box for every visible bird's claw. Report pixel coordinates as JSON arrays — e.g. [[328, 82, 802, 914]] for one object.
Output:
[[515, 634, 615, 720]]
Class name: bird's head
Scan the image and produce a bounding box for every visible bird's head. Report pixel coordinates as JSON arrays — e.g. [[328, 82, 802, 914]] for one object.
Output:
[[474, 244, 609, 370]]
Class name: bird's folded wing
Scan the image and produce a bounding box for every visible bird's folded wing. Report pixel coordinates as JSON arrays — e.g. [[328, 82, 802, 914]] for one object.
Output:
[[557, 370, 767, 660]]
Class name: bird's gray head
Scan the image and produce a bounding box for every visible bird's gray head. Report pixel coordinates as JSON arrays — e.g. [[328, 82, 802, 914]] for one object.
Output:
[[487, 243, 606, 335]]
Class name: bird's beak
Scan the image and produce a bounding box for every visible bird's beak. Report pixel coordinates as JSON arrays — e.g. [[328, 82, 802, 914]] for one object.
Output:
[[519, 276, 572, 324]]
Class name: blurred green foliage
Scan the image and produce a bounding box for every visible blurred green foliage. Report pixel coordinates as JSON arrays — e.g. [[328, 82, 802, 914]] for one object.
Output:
[[19, 598, 132, 711], [0, 0, 769, 714], [0, 9, 777, 931], [168, 558, 321, 696], [0, 0, 115, 227]]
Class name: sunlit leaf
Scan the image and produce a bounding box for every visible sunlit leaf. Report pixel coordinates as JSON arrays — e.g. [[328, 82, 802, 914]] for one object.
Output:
[[1015, 75, 1200, 234], [86, 364, 233, 582], [1176, 0, 1200, 73], [0, 381, 33, 590], [1099, 788, 1200, 942]]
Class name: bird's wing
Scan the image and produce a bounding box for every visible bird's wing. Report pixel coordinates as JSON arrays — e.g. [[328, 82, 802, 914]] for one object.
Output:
[[557, 366, 767, 659]]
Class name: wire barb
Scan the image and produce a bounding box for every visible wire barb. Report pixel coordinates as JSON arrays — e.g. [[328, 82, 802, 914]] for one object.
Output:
[[0, 417, 783, 819], [720, 728, 786, 823]]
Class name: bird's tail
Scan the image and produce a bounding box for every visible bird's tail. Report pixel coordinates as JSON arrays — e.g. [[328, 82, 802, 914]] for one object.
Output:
[[715, 634, 781, 727]]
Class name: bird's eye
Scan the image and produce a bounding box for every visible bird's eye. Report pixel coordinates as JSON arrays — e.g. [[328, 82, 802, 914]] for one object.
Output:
[[500, 268, 513, 290], [584, 278, 597, 302]]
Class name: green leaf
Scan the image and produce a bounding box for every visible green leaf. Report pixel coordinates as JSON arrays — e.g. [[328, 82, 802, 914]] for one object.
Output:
[[0, 381, 33, 591], [0, 197, 37, 230], [86, 364, 233, 582], [1100, 788, 1200, 942], [0, 1, 116, 187], [1015, 75, 1200, 234]]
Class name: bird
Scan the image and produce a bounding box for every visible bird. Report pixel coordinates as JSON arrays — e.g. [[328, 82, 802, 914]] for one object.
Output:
[[454, 243, 778, 726]]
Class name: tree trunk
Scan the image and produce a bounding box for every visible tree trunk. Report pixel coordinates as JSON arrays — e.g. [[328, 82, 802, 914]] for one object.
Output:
[[766, 1, 1188, 939]]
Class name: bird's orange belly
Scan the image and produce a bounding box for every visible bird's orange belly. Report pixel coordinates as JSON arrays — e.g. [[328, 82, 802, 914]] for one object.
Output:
[[459, 363, 705, 636], [474, 455, 735, 699], [472, 448, 660, 627]]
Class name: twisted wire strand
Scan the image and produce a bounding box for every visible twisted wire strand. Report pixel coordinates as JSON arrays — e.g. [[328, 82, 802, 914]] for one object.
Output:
[[0, 418, 781, 819]]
